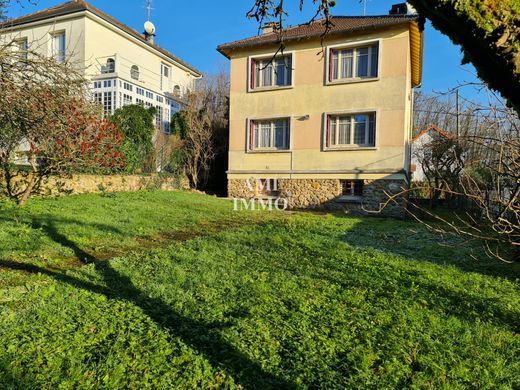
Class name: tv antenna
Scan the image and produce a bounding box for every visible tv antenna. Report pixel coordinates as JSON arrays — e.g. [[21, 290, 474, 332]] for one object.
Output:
[[147, 0, 152, 21]]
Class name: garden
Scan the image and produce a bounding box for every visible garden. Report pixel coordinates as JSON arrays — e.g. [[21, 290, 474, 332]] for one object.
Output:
[[0, 191, 518, 388]]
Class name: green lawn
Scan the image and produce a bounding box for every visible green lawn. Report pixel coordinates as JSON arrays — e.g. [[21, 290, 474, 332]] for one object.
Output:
[[0, 191, 519, 389]]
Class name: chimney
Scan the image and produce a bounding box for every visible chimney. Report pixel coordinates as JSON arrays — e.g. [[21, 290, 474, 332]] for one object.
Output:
[[262, 22, 279, 35], [389, 3, 408, 15]]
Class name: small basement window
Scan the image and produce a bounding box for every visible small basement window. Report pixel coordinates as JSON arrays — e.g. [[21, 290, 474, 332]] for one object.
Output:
[[341, 180, 364, 197]]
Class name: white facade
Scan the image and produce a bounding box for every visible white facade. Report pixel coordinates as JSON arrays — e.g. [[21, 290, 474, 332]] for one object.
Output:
[[0, 1, 202, 133]]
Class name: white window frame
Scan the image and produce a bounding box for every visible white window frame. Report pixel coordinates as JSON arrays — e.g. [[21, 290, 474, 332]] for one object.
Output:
[[246, 116, 293, 152], [326, 39, 381, 85], [323, 110, 379, 151], [15, 37, 29, 61], [247, 51, 295, 93], [51, 31, 66, 63]]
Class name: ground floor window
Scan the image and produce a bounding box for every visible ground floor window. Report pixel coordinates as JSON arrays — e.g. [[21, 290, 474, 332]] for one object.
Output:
[[341, 180, 364, 197], [249, 118, 290, 151]]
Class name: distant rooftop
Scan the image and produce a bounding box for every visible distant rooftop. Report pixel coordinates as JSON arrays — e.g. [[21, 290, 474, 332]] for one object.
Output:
[[1, 0, 202, 76], [218, 15, 418, 57]]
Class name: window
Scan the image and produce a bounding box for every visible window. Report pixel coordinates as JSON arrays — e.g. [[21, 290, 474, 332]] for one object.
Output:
[[156, 105, 163, 129], [146, 91, 154, 99], [131, 65, 140, 80], [249, 118, 290, 151], [123, 82, 133, 92], [136, 98, 145, 105], [16, 38, 28, 61], [103, 80, 112, 88], [52, 32, 66, 63], [94, 92, 102, 105], [329, 43, 378, 82], [326, 113, 375, 148], [123, 94, 133, 106], [103, 92, 112, 115], [93, 81, 102, 89], [250, 54, 292, 90], [162, 64, 170, 77], [136, 87, 145, 96], [156, 95, 164, 103], [102, 58, 115, 74], [341, 180, 364, 197]]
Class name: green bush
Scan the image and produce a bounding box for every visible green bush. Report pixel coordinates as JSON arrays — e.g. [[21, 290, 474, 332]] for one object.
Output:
[[110, 105, 156, 174]]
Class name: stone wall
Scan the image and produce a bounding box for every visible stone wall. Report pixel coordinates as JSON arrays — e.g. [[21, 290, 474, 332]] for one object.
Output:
[[0, 174, 189, 198], [228, 178, 407, 218]]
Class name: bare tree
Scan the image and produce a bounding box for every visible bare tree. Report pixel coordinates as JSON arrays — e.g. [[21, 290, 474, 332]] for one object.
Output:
[[170, 73, 229, 189], [398, 89, 519, 261]]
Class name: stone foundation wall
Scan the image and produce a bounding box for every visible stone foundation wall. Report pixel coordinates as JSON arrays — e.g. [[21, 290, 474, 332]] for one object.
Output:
[[228, 178, 408, 218]]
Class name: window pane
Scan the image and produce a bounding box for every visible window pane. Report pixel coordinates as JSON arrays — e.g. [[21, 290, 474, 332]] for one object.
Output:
[[341, 50, 353, 79], [356, 47, 369, 78], [275, 59, 286, 86], [255, 62, 261, 88], [370, 45, 379, 77], [332, 51, 339, 80], [53, 33, 66, 62], [274, 121, 287, 148], [261, 62, 272, 87], [261, 122, 271, 147], [338, 117, 351, 145], [354, 115, 367, 144], [330, 119, 337, 146], [368, 116, 375, 145]]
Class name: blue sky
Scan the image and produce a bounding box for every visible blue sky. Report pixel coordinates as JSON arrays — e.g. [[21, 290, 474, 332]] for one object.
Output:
[[8, 0, 483, 99]]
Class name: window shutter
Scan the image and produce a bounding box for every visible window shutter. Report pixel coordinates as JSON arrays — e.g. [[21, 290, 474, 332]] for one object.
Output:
[[326, 115, 331, 147], [250, 59, 256, 90], [249, 120, 255, 150], [328, 49, 334, 82], [287, 55, 293, 85]]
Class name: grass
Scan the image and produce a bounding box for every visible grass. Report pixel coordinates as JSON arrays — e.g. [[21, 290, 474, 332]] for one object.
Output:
[[0, 191, 519, 388]]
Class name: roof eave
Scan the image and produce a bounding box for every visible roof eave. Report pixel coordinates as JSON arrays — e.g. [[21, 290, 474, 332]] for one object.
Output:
[[217, 19, 414, 58]]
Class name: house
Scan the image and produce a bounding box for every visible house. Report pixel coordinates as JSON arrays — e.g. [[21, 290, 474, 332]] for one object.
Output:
[[411, 124, 453, 182], [0, 0, 202, 134], [217, 5, 423, 216]]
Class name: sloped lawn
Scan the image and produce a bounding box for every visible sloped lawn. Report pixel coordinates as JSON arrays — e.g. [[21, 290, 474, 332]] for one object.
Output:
[[0, 191, 519, 389]]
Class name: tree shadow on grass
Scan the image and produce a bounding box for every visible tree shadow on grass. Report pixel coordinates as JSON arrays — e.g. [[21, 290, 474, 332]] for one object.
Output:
[[0, 218, 296, 389], [339, 216, 520, 282]]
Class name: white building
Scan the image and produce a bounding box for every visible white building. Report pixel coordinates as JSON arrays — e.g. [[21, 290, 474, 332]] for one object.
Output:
[[0, 0, 202, 133]]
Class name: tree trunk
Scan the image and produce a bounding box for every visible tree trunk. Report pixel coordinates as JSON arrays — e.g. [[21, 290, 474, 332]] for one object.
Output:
[[18, 155, 38, 207]]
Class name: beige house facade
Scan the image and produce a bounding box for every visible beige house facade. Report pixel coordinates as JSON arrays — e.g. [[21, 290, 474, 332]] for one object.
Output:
[[0, 0, 202, 133], [218, 13, 423, 216]]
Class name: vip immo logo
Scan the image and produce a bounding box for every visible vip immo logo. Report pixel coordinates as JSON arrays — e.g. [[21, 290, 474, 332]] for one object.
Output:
[[233, 178, 288, 211]]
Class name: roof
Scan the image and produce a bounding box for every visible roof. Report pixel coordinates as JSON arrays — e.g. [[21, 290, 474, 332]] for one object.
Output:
[[0, 0, 202, 76], [412, 125, 453, 142], [218, 15, 418, 55]]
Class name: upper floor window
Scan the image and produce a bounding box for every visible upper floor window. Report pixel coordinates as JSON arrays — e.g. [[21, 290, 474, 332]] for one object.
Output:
[[52, 31, 66, 63], [249, 118, 290, 151], [101, 58, 115, 74], [131, 65, 140, 80], [123, 82, 133, 92], [328, 43, 379, 83], [15, 38, 28, 61], [162, 64, 170, 77], [250, 54, 293, 90], [326, 112, 375, 148], [136, 87, 145, 96]]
